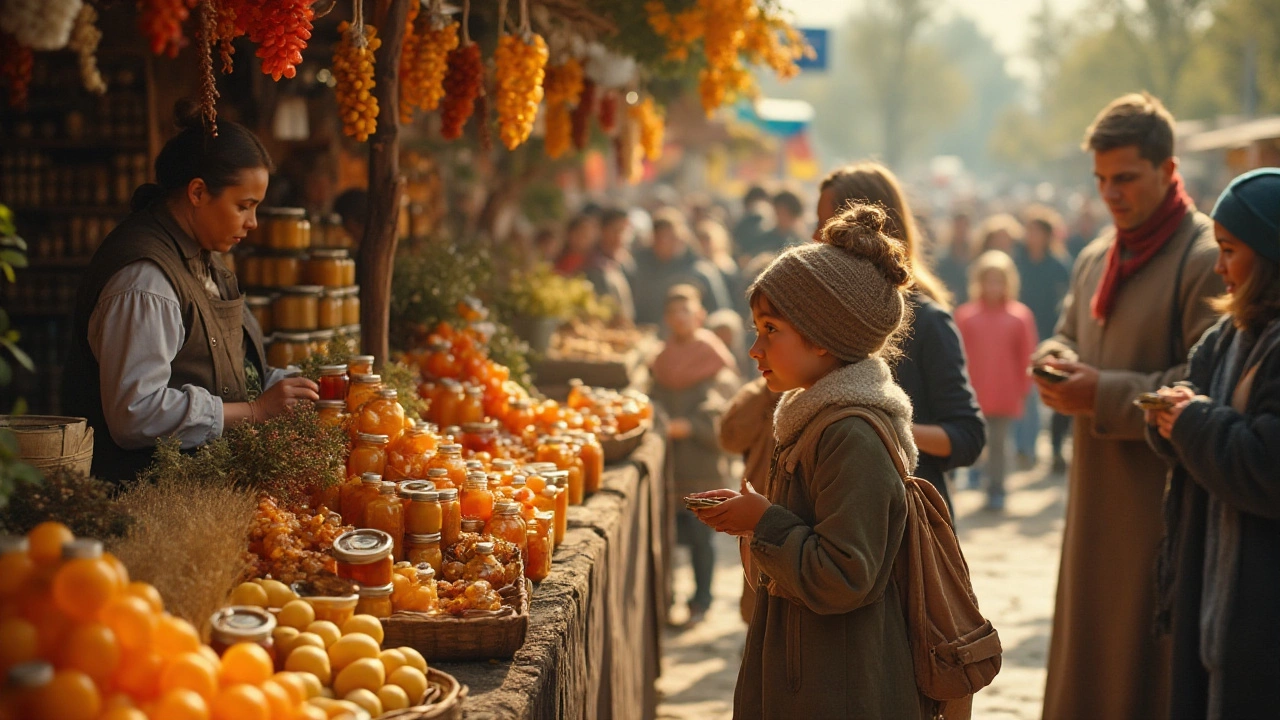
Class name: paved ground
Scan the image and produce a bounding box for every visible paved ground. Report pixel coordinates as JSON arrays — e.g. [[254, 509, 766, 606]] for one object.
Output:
[[656, 457, 1068, 720]]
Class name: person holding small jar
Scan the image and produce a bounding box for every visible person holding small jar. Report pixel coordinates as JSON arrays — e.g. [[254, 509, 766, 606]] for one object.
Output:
[[66, 100, 318, 483]]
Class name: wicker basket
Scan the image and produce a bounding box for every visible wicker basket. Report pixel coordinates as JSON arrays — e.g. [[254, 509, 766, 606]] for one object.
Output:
[[382, 578, 531, 661], [601, 422, 649, 463], [378, 667, 468, 720]]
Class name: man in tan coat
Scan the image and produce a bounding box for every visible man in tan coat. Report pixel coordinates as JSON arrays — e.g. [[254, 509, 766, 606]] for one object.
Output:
[[1034, 93, 1224, 719]]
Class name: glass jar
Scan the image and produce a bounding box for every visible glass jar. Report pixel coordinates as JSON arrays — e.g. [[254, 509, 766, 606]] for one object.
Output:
[[398, 480, 435, 513], [240, 254, 263, 287], [267, 332, 311, 367], [365, 483, 405, 562], [460, 421, 499, 456], [461, 541, 506, 588], [273, 286, 323, 331], [424, 339, 460, 380], [347, 433, 389, 480], [491, 459, 517, 487], [261, 207, 311, 250], [503, 399, 536, 435], [566, 451, 586, 506], [342, 288, 361, 326], [427, 444, 467, 488], [405, 490, 442, 535], [208, 606, 277, 665], [265, 254, 304, 287], [485, 501, 527, 556], [297, 579, 360, 627], [349, 355, 375, 377], [346, 373, 382, 413], [318, 290, 344, 329], [404, 533, 443, 575], [307, 249, 355, 287], [438, 488, 461, 548], [426, 467, 452, 490], [339, 471, 382, 526], [333, 529, 394, 587], [318, 364, 350, 402], [567, 379, 591, 410], [431, 380, 465, 429], [546, 479, 568, 547], [315, 400, 349, 432], [247, 295, 273, 334], [459, 387, 485, 425], [354, 583, 394, 619], [386, 424, 437, 482], [575, 432, 604, 495], [460, 474, 495, 523], [535, 438, 570, 470], [357, 388, 407, 445], [532, 487, 562, 548], [526, 513, 554, 582]]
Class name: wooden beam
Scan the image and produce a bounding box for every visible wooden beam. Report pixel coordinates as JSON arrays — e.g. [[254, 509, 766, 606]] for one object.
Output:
[[359, 0, 411, 365]]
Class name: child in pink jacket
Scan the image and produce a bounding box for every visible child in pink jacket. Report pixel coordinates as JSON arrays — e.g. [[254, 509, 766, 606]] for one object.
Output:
[[955, 250, 1039, 511]]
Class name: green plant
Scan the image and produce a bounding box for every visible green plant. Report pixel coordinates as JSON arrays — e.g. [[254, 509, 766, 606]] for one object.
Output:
[[493, 263, 616, 323], [0, 203, 39, 509], [296, 333, 361, 382], [380, 360, 429, 418], [0, 467, 132, 539]]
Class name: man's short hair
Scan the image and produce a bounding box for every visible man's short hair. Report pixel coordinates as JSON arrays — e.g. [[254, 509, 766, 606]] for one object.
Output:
[[744, 185, 770, 206], [1082, 92, 1176, 166], [773, 190, 803, 218]]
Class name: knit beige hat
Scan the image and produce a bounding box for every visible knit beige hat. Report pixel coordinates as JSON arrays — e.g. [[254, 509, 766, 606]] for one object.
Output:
[[749, 205, 910, 362]]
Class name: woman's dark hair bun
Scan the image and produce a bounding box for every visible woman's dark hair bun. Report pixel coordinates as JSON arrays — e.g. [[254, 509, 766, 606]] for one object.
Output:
[[172, 98, 206, 131], [819, 203, 912, 288]]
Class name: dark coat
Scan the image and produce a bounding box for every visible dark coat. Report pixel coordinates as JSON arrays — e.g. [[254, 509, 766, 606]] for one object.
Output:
[[1149, 316, 1280, 719], [632, 246, 732, 325], [893, 294, 987, 509], [649, 375, 728, 495], [1014, 247, 1073, 342]]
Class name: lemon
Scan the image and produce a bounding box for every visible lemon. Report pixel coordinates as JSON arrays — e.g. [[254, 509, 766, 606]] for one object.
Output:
[[259, 579, 296, 608], [289, 669, 324, 699], [332, 657, 385, 697], [284, 644, 332, 686], [398, 646, 428, 674], [378, 648, 407, 677], [340, 614, 385, 645], [272, 626, 300, 655], [306, 620, 342, 648], [376, 683, 411, 712], [296, 703, 328, 720], [308, 697, 362, 718], [327, 633, 380, 672], [229, 581, 269, 608], [291, 632, 326, 652], [270, 671, 308, 704], [343, 688, 383, 717], [387, 665, 428, 705], [278, 600, 316, 630]]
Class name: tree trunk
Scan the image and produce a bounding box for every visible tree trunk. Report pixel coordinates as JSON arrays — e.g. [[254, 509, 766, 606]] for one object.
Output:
[[359, 0, 411, 365]]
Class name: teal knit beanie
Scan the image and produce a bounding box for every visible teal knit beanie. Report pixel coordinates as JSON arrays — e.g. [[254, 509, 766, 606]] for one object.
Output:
[[1211, 168, 1280, 261]]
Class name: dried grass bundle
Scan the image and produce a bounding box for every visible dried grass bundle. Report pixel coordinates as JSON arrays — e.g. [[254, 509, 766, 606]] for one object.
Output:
[[108, 473, 256, 633]]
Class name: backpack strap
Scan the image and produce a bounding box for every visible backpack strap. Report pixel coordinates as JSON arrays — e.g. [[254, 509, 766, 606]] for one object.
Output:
[[784, 406, 911, 483]]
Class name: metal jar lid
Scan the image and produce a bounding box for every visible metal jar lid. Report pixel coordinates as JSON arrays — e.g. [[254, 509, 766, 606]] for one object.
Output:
[[331, 529, 394, 565], [406, 532, 442, 544], [427, 468, 450, 479], [361, 472, 384, 485], [209, 605, 277, 645], [61, 538, 103, 560], [319, 364, 349, 376], [408, 490, 441, 503], [357, 582, 394, 598], [437, 488, 459, 501], [355, 433, 390, 445], [398, 480, 437, 497]]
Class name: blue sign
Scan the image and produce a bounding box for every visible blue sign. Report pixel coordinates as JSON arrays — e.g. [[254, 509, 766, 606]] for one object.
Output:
[[796, 28, 829, 72]]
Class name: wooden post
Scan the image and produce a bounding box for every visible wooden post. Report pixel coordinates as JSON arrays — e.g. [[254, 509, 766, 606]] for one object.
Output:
[[359, 0, 411, 364]]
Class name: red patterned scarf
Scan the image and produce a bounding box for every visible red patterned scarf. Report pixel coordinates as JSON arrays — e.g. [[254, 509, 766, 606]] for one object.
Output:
[[1091, 173, 1195, 322]]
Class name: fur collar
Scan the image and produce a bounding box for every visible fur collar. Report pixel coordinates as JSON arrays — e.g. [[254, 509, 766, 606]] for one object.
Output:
[[773, 358, 918, 469]]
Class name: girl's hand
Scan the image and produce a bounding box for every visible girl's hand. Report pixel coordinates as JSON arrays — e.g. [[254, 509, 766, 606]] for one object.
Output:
[[1157, 394, 1208, 440], [695, 482, 771, 537], [1144, 386, 1195, 430]]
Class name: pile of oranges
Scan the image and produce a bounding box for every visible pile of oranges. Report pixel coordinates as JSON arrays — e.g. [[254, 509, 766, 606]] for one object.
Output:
[[0, 522, 319, 720]]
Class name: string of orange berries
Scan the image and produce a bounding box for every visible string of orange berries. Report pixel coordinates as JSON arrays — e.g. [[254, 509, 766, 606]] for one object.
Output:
[[196, 0, 220, 135], [333, 1, 380, 142], [494, 0, 548, 150], [399, 0, 459, 123], [542, 57, 584, 159], [629, 95, 665, 162], [210, 0, 249, 74], [138, 0, 197, 58], [439, 0, 483, 142], [249, 0, 314, 81]]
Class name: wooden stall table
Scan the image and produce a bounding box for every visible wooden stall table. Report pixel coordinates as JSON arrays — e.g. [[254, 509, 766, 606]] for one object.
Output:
[[437, 431, 669, 720]]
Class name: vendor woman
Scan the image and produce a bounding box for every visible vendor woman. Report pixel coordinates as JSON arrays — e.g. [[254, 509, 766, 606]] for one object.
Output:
[[66, 101, 319, 482]]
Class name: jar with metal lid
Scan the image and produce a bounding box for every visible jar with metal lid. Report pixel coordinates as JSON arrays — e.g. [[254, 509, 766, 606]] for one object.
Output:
[[309, 329, 336, 357], [460, 421, 499, 455], [405, 532, 443, 575], [318, 289, 344, 329], [293, 577, 360, 626], [354, 582, 394, 619], [260, 207, 311, 250], [340, 471, 385, 527], [460, 517, 486, 535], [458, 386, 485, 425], [267, 332, 311, 368], [264, 253, 305, 287], [315, 400, 349, 431], [333, 529, 394, 587], [246, 295, 273, 334], [427, 444, 467, 488], [241, 255, 264, 287], [272, 286, 323, 331], [307, 249, 356, 287], [365, 482, 405, 561], [504, 398, 536, 435], [346, 373, 382, 413], [346, 433, 389, 481], [460, 473, 495, 523], [386, 424, 437, 482], [318, 364, 349, 402], [357, 387, 407, 444], [208, 606, 278, 662], [526, 513, 554, 582], [348, 354, 375, 376], [438, 488, 462, 547], [342, 288, 361, 326], [405, 489, 442, 535], [485, 501, 527, 555], [463, 541, 507, 587], [573, 431, 605, 496], [338, 325, 362, 354]]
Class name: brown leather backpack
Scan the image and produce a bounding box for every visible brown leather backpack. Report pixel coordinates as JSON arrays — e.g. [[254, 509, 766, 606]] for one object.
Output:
[[787, 406, 1002, 706]]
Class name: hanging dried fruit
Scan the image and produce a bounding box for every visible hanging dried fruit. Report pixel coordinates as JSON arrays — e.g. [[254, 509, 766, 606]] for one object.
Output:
[[210, 0, 249, 74], [250, 0, 315, 81], [139, 0, 198, 58], [541, 58, 583, 159], [0, 32, 34, 111], [439, 42, 482, 141], [570, 78, 596, 150], [67, 4, 106, 95], [598, 90, 618, 134], [629, 96, 665, 161], [399, 1, 459, 123], [494, 30, 547, 150], [196, 0, 220, 134], [0, 0, 82, 51], [333, 13, 381, 142]]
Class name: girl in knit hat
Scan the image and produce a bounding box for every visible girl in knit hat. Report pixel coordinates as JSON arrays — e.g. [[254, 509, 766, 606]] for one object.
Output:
[[692, 204, 932, 719], [1143, 167, 1280, 718]]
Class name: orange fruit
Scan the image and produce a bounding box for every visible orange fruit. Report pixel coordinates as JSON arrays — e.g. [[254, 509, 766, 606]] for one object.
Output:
[[0, 617, 37, 672], [159, 652, 219, 701], [125, 581, 165, 614], [209, 684, 269, 720], [258, 679, 295, 719], [52, 556, 122, 622], [27, 522, 74, 565], [0, 549, 33, 598], [114, 649, 164, 700], [103, 552, 131, 586], [98, 709, 149, 720], [269, 672, 307, 705], [59, 621, 121, 684], [154, 615, 201, 659], [37, 669, 101, 720], [27, 598, 73, 659], [101, 691, 138, 711], [101, 595, 157, 652], [218, 643, 273, 687], [153, 688, 210, 720]]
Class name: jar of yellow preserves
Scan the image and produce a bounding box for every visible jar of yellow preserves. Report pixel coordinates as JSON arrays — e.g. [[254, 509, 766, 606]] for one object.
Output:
[[273, 286, 323, 332], [260, 207, 312, 250]]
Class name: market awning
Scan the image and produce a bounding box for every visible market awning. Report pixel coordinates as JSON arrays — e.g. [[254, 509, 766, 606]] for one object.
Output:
[[735, 97, 815, 138], [1184, 115, 1280, 152]]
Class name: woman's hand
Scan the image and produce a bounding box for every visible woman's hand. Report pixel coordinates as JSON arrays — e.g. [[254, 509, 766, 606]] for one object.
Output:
[[694, 483, 771, 537], [1143, 386, 1196, 435], [252, 376, 320, 421]]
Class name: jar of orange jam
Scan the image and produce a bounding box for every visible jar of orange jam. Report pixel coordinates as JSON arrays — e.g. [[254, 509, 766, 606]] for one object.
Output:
[[460, 421, 499, 456], [458, 387, 485, 425], [565, 446, 586, 506], [426, 467, 452, 490], [405, 533, 443, 575], [318, 364, 350, 402], [405, 489, 442, 535], [307, 249, 356, 287], [398, 480, 434, 513], [491, 459, 517, 487], [339, 471, 383, 526], [526, 513, 554, 582], [273, 286, 323, 331], [504, 399, 536, 435], [333, 529, 394, 587], [460, 518, 486, 535], [385, 425, 437, 482], [460, 474, 495, 523], [357, 388, 407, 445], [532, 488, 560, 548], [349, 355, 375, 377], [261, 207, 312, 250], [354, 583, 394, 619], [438, 488, 461, 548], [428, 444, 467, 488], [209, 606, 277, 666], [341, 288, 361, 326], [264, 253, 304, 287], [463, 542, 507, 587], [573, 432, 605, 495], [346, 373, 382, 413], [365, 482, 405, 561], [485, 501, 527, 556], [315, 400, 349, 431], [432, 379, 466, 428], [535, 438, 570, 470], [347, 433, 389, 479], [318, 290, 344, 329], [247, 296, 273, 334]]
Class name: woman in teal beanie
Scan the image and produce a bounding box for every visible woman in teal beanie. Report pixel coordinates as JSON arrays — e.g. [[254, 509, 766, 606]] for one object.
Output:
[[1144, 167, 1280, 719]]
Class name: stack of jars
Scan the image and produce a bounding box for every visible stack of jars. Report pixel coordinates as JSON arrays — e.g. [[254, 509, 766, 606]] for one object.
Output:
[[237, 207, 362, 367]]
